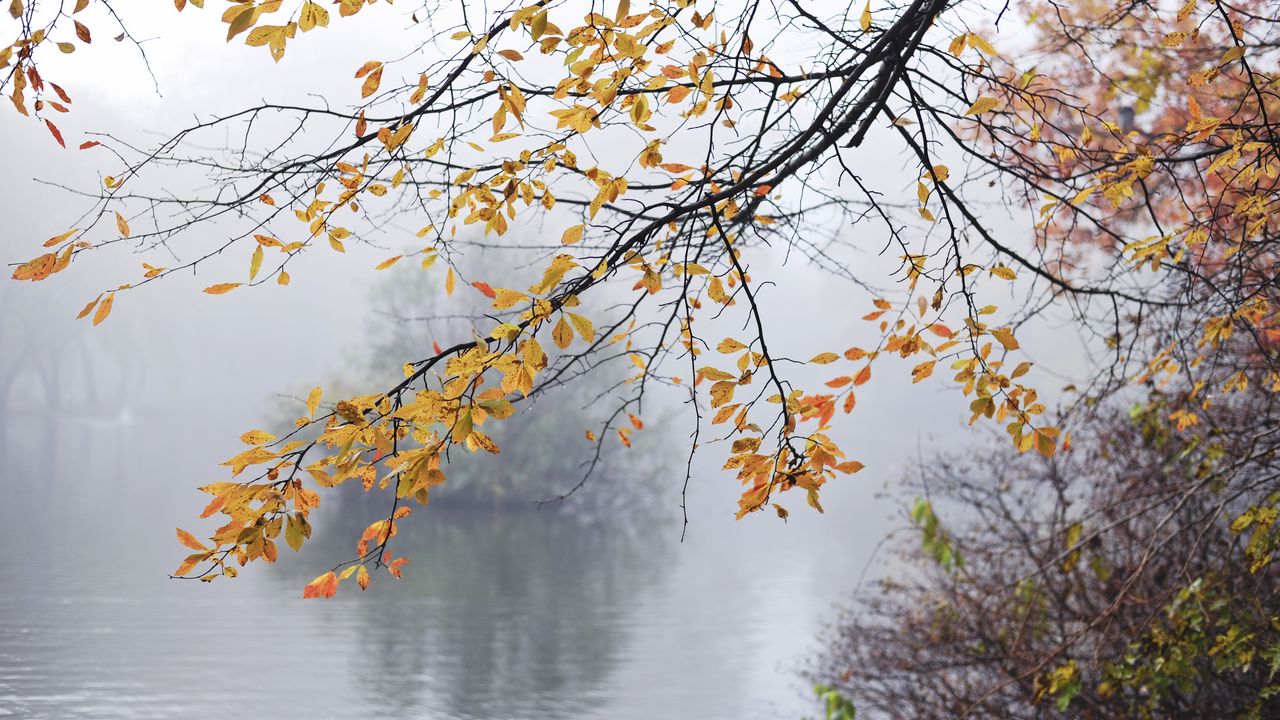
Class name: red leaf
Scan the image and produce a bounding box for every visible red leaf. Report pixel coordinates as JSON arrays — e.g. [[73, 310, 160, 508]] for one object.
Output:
[[50, 82, 71, 104], [432, 340, 443, 355], [471, 281, 496, 298], [79, 140, 100, 150], [45, 119, 66, 148]]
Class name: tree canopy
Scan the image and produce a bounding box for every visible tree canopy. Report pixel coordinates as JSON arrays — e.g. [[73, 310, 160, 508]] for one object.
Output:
[[5, 3, 1278, 696]]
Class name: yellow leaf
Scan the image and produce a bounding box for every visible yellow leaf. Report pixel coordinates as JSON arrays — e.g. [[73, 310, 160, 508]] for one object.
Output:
[[990, 265, 1016, 280], [306, 386, 322, 418], [562, 224, 584, 245], [567, 312, 594, 343], [1069, 185, 1096, 206], [809, 352, 839, 365], [963, 97, 999, 116], [709, 380, 735, 408], [249, 245, 263, 281], [492, 287, 527, 310], [966, 33, 996, 55], [92, 292, 114, 325], [859, 0, 871, 32], [991, 327, 1019, 351], [451, 408, 473, 444], [239, 429, 276, 445], [717, 338, 747, 354], [285, 514, 306, 552], [203, 283, 241, 295], [376, 255, 402, 270], [299, 1, 329, 32], [278, 270, 291, 286], [552, 315, 573, 349], [531, 9, 548, 40], [445, 268, 456, 296], [115, 211, 130, 237]]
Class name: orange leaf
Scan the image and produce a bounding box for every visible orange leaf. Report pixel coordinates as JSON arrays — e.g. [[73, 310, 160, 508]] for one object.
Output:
[[853, 365, 872, 386], [76, 294, 101, 319], [302, 571, 340, 599], [359, 64, 384, 98], [203, 283, 242, 295], [43, 228, 78, 247], [199, 494, 227, 519], [472, 281, 496, 298], [175, 528, 207, 551]]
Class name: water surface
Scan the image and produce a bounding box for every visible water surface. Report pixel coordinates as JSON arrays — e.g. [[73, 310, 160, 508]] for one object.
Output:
[[0, 412, 900, 719]]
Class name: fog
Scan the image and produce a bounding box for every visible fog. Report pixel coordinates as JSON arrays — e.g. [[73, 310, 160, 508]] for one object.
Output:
[[1, 4, 1091, 718]]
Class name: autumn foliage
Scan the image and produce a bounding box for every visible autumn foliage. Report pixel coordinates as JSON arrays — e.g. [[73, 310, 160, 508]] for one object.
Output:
[[5, 5, 1279, 710]]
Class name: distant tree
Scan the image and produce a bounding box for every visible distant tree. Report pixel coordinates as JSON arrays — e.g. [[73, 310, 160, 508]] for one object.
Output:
[[337, 255, 675, 517], [3, 0, 1276, 605], [810, 362, 1280, 717]]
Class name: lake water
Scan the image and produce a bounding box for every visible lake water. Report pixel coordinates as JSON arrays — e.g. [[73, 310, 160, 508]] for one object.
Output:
[[0, 409, 901, 719]]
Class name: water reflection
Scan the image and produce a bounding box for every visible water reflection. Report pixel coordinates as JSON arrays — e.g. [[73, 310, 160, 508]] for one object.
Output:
[[277, 510, 668, 719]]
